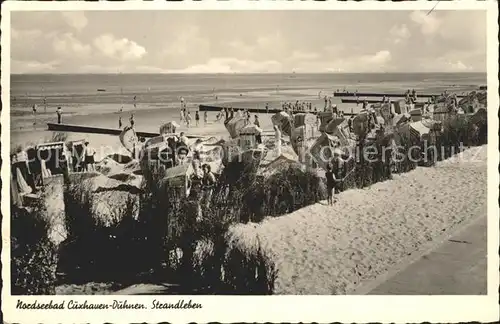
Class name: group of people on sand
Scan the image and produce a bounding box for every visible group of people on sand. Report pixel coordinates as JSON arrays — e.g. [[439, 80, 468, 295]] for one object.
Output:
[[281, 101, 318, 114], [405, 89, 419, 104], [117, 107, 135, 129], [178, 99, 209, 128], [69, 140, 97, 173], [158, 131, 217, 217]]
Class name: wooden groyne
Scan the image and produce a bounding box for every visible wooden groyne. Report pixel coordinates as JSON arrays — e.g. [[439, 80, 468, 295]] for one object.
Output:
[[199, 104, 358, 116], [341, 98, 425, 104], [47, 123, 205, 139], [48, 123, 159, 137], [333, 92, 467, 99], [199, 104, 283, 114]]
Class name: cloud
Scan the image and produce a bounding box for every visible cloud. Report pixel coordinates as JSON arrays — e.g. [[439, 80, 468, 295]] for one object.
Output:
[[389, 24, 411, 44], [289, 51, 321, 61], [410, 11, 441, 35], [11, 59, 58, 74], [162, 26, 209, 57], [324, 50, 393, 72], [165, 57, 283, 74], [11, 29, 42, 40], [53, 33, 91, 58], [93, 34, 147, 61], [60, 12, 88, 31]]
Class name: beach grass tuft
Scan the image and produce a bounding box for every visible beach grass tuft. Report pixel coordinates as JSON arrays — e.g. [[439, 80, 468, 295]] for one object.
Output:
[[11, 202, 59, 295]]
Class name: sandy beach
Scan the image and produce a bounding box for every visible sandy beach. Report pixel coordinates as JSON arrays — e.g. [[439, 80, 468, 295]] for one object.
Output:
[[10, 72, 484, 148], [9, 72, 489, 296], [227, 146, 487, 294]]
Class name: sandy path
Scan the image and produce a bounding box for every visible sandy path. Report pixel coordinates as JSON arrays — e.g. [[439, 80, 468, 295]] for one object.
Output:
[[366, 215, 487, 295], [228, 146, 488, 294]]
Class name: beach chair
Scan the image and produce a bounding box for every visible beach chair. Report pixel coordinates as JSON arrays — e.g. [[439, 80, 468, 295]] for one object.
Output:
[[159, 121, 180, 135], [35, 141, 70, 185], [225, 115, 246, 139], [119, 126, 139, 154], [238, 124, 263, 151], [308, 133, 342, 171], [271, 111, 293, 137], [69, 139, 86, 172]]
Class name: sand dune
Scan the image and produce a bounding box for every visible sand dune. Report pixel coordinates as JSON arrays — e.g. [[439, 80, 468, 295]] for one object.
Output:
[[228, 145, 487, 294]]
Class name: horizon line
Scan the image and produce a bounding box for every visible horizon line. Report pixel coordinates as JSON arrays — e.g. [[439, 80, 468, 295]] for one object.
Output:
[[11, 71, 487, 76]]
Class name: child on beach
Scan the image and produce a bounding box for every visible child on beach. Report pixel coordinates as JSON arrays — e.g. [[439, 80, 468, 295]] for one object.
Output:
[[195, 111, 200, 126], [56, 107, 63, 124], [186, 112, 192, 128], [325, 163, 339, 205]]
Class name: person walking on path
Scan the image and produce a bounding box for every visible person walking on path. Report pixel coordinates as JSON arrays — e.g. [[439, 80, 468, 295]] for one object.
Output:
[[325, 163, 340, 205]]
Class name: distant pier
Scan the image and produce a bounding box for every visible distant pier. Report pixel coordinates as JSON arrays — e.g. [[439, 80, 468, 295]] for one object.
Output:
[[333, 92, 467, 99], [47, 123, 204, 138]]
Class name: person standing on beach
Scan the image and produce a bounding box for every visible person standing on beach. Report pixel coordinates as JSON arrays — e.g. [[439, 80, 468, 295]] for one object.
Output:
[[56, 107, 63, 124], [186, 112, 192, 128], [266, 103, 269, 114], [118, 116, 122, 129], [130, 113, 135, 128], [84, 141, 96, 172], [204, 111, 208, 125], [32, 104, 37, 126], [254, 115, 260, 128], [201, 164, 216, 209], [195, 111, 200, 127], [180, 108, 185, 123], [192, 138, 203, 161]]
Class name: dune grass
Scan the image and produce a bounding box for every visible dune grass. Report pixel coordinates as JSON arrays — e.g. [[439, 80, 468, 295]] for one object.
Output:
[[14, 110, 487, 295], [11, 202, 59, 295]]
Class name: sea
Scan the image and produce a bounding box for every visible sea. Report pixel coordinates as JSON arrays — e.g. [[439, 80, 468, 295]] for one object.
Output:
[[9, 72, 486, 146]]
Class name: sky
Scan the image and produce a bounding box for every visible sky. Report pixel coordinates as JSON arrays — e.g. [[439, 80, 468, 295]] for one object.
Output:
[[10, 10, 487, 74]]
